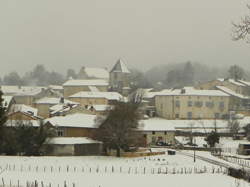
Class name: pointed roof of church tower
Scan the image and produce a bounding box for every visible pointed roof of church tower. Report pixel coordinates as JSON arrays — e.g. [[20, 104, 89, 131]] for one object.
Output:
[[110, 58, 130, 73]]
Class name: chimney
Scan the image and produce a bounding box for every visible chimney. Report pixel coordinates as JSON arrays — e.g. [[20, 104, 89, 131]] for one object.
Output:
[[181, 88, 186, 94], [60, 97, 64, 104]]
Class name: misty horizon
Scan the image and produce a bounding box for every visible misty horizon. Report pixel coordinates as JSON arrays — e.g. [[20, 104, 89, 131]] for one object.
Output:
[[0, 0, 250, 76]]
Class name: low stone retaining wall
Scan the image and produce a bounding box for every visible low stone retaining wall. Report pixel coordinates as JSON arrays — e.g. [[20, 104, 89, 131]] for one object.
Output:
[[107, 151, 165, 157]]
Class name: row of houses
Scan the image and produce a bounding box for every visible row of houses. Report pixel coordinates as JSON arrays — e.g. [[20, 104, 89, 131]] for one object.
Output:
[[138, 78, 250, 120], [0, 59, 129, 118], [2, 60, 250, 155]]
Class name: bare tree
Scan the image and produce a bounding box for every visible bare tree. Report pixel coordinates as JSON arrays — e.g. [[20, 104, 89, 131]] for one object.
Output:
[[188, 122, 195, 145], [0, 91, 7, 153], [232, 5, 250, 42], [94, 102, 141, 157], [228, 119, 240, 137], [228, 65, 245, 81]]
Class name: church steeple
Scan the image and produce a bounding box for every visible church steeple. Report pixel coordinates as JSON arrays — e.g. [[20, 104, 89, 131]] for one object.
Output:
[[110, 58, 130, 74], [109, 58, 131, 96]]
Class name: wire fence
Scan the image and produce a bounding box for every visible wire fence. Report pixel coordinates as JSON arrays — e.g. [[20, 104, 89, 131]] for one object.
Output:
[[0, 179, 76, 187], [0, 163, 226, 175]]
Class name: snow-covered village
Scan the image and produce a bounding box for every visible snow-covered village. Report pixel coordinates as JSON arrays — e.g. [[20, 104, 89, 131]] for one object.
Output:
[[2, 1, 250, 187]]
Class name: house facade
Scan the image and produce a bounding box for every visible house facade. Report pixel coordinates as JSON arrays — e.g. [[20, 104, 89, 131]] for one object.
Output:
[[155, 88, 230, 119], [139, 118, 176, 146], [45, 113, 99, 138], [44, 137, 102, 156], [34, 97, 78, 118], [197, 78, 250, 96]]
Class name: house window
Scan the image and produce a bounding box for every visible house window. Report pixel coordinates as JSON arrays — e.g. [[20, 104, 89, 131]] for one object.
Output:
[[175, 114, 179, 119], [219, 102, 224, 109], [188, 101, 192, 107], [198, 113, 203, 119], [160, 104, 163, 110], [164, 131, 167, 135], [206, 101, 211, 107], [56, 129, 64, 137], [206, 101, 214, 108], [187, 112, 192, 119], [152, 131, 155, 135], [214, 113, 220, 119], [195, 101, 203, 107], [175, 100, 180, 107]]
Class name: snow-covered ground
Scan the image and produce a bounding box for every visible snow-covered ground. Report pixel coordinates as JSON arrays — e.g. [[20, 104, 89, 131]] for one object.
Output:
[[219, 137, 250, 154], [0, 152, 247, 187], [176, 136, 250, 153]]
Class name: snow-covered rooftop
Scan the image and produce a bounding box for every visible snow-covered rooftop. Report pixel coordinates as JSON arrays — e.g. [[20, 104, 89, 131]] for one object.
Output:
[[88, 86, 100, 92], [227, 79, 246, 87], [110, 59, 130, 73], [88, 105, 112, 111], [46, 113, 98, 128], [135, 88, 158, 99], [50, 103, 79, 115], [138, 117, 250, 133], [48, 85, 63, 90], [216, 86, 249, 99], [69, 91, 123, 101], [46, 137, 101, 145], [84, 67, 109, 79], [0, 85, 45, 96], [10, 104, 38, 116], [216, 78, 248, 87], [156, 87, 229, 97], [238, 80, 250, 87], [35, 97, 78, 105], [139, 118, 175, 131], [63, 79, 108, 87]]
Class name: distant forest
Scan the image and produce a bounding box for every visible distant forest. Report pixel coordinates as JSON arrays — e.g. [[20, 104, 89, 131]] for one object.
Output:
[[0, 63, 249, 89]]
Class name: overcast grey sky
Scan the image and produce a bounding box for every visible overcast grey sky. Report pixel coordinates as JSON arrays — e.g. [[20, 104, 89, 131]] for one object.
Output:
[[0, 0, 249, 76]]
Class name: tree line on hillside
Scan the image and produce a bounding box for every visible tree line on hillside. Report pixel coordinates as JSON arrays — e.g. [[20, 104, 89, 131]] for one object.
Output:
[[0, 65, 65, 86], [143, 63, 249, 90], [0, 63, 249, 89]]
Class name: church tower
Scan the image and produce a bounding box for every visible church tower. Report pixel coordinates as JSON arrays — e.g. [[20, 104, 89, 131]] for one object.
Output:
[[110, 58, 131, 96]]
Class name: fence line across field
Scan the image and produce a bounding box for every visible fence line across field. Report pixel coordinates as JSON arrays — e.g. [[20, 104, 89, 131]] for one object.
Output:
[[221, 155, 250, 168], [0, 163, 226, 175], [0, 179, 77, 187]]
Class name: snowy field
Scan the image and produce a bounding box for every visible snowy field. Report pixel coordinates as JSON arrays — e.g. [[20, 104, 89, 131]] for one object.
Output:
[[0, 151, 248, 187]]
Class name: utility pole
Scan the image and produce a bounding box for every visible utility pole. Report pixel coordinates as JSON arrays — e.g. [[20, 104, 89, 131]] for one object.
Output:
[[193, 137, 196, 163]]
